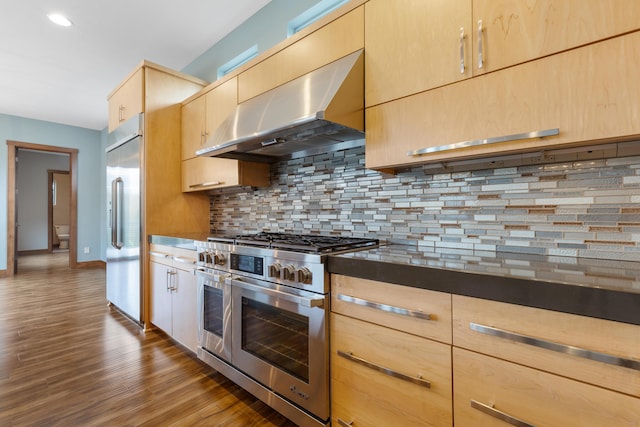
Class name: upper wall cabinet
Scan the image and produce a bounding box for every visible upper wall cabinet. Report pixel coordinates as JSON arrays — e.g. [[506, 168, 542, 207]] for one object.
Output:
[[366, 31, 640, 169], [182, 77, 237, 161], [181, 77, 269, 192], [365, 0, 640, 108], [107, 68, 144, 132], [365, 0, 472, 108], [472, 0, 640, 76], [237, 5, 364, 103]]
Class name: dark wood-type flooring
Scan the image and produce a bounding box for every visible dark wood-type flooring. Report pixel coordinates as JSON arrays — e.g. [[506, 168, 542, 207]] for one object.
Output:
[[0, 253, 298, 426]]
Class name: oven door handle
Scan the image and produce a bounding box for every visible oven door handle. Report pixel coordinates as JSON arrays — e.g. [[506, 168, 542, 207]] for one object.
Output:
[[231, 278, 325, 309]]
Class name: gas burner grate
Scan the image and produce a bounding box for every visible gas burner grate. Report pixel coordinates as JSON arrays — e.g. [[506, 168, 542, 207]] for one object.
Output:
[[208, 232, 378, 254]]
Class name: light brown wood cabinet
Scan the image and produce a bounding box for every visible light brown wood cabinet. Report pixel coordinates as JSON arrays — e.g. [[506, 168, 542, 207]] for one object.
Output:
[[454, 347, 640, 427], [331, 273, 640, 425], [364, 0, 640, 170], [107, 68, 144, 132], [181, 77, 270, 192], [365, 0, 640, 108], [330, 275, 453, 426], [472, 0, 640, 76], [365, 0, 472, 108], [149, 244, 198, 352], [108, 61, 209, 328], [366, 31, 640, 169], [237, 5, 364, 103], [452, 294, 640, 399]]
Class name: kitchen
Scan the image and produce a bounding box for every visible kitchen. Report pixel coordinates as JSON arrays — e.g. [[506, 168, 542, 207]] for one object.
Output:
[[3, 0, 640, 426]]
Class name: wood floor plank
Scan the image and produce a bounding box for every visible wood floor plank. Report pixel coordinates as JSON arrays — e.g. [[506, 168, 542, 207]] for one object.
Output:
[[0, 253, 297, 426]]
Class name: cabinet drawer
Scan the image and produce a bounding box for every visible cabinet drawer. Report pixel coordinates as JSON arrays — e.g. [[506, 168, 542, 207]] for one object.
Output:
[[149, 244, 173, 267], [454, 348, 640, 427], [453, 295, 640, 398], [331, 275, 451, 344], [331, 314, 452, 427]]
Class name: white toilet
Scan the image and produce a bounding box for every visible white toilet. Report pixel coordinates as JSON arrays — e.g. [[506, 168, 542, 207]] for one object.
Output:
[[55, 225, 70, 249]]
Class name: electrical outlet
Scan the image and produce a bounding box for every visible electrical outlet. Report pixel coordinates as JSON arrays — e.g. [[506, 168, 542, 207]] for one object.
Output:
[[83, 246, 90, 254]]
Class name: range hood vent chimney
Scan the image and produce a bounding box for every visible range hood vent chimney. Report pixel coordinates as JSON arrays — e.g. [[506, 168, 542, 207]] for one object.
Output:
[[197, 49, 364, 163]]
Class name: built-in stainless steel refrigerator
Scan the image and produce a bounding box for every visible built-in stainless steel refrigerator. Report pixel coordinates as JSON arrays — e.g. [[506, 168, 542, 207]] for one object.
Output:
[[106, 113, 143, 324]]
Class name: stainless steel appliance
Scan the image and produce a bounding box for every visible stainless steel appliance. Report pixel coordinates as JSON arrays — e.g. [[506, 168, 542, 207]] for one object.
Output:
[[196, 49, 364, 163], [196, 232, 378, 427], [105, 114, 143, 324]]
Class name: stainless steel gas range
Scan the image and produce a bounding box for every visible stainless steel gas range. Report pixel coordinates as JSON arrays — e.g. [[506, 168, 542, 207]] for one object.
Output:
[[195, 232, 378, 427]]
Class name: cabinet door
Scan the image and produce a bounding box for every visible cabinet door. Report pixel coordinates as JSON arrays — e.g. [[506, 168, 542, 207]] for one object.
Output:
[[454, 348, 640, 427], [238, 6, 364, 102], [453, 295, 640, 398], [181, 95, 206, 161], [331, 314, 452, 427], [365, 0, 471, 107], [150, 261, 173, 334], [172, 267, 198, 352], [205, 77, 237, 141], [108, 68, 144, 132], [366, 31, 640, 169], [472, 0, 640, 75], [182, 157, 270, 192]]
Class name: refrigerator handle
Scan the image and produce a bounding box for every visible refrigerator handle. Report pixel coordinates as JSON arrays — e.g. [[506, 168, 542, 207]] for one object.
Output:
[[111, 177, 124, 249]]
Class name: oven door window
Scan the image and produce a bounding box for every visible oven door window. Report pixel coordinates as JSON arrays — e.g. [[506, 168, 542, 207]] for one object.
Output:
[[204, 285, 224, 337], [241, 297, 309, 382]]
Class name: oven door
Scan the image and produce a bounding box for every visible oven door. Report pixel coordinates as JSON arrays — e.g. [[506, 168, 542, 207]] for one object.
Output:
[[197, 270, 232, 362], [231, 276, 329, 420]]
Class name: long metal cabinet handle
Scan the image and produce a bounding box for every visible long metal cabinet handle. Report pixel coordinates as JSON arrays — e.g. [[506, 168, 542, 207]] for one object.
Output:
[[477, 20, 484, 69], [150, 251, 170, 258], [173, 256, 196, 265], [470, 400, 536, 427], [337, 294, 431, 320], [337, 350, 431, 388], [470, 322, 640, 371], [407, 128, 559, 156], [111, 177, 124, 249], [189, 181, 224, 189], [337, 418, 353, 427], [459, 27, 466, 74]]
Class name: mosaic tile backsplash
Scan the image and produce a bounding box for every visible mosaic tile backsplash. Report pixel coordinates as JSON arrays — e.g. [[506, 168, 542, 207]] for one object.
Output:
[[209, 143, 640, 261]]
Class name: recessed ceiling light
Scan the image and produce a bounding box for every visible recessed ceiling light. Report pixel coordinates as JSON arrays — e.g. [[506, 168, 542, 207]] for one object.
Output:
[[47, 13, 73, 27]]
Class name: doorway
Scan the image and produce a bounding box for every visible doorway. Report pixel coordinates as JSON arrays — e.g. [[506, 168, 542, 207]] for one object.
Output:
[[49, 170, 70, 252], [6, 141, 78, 275]]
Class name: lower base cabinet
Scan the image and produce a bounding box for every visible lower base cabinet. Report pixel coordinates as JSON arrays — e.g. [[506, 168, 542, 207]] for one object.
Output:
[[149, 246, 198, 352], [330, 313, 452, 426], [454, 348, 640, 426]]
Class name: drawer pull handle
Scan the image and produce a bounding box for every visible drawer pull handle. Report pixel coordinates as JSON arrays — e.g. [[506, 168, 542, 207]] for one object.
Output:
[[470, 400, 536, 427], [337, 294, 431, 320], [150, 251, 170, 258], [189, 181, 224, 188], [470, 322, 640, 371], [337, 419, 353, 427], [477, 20, 484, 69], [172, 256, 196, 265], [337, 350, 431, 389], [407, 128, 559, 156]]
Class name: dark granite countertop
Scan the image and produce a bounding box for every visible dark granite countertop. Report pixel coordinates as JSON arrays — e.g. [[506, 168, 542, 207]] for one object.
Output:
[[327, 244, 640, 326]]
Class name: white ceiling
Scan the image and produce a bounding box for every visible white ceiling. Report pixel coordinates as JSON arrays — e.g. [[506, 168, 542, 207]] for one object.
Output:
[[0, 0, 271, 131]]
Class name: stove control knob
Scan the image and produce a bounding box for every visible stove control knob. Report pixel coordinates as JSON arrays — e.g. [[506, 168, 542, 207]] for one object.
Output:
[[268, 263, 282, 278], [198, 252, 206, 263], [213, 253, 226, 266], [297, 267, 312, 284], [204, 252, 213, 265], [283, 265, 296, 281]]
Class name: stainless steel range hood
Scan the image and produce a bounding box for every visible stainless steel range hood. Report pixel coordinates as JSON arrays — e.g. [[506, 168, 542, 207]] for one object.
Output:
[[196, 49, 364, 163]]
